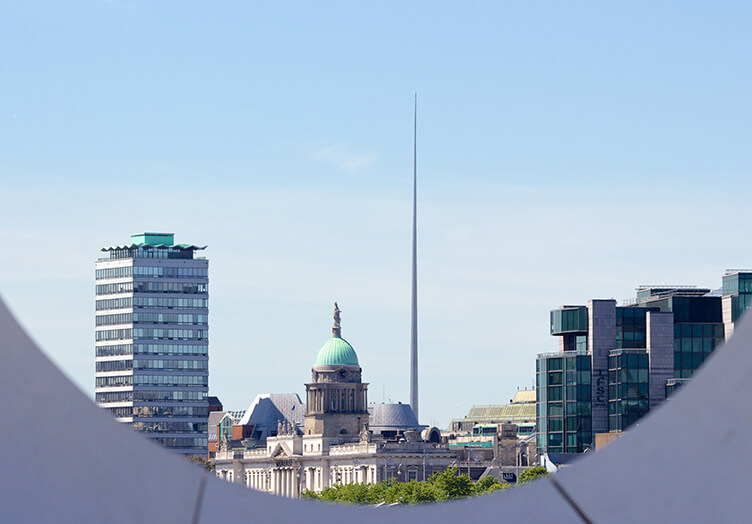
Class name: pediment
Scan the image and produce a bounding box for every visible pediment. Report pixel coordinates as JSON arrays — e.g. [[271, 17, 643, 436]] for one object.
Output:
[[269, 442, 291, 458]]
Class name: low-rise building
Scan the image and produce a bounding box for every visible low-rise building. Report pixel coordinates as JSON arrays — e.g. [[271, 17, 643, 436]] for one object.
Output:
[[443, 393, 538, 482], [448, 390, 536, 437]]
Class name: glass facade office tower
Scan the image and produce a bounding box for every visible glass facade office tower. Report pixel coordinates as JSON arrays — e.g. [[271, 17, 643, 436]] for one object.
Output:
[[95, 233, 209, 455], [722, 270, 752, 341], [537, 274, 750, 458]]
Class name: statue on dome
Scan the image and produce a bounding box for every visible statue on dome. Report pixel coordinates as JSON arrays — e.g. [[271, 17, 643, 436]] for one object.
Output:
[[332, 302, 342, 337]]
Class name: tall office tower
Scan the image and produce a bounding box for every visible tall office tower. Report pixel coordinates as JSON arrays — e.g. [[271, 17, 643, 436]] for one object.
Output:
[[537, 283, 726, 458], [95, 232, 209, 455]]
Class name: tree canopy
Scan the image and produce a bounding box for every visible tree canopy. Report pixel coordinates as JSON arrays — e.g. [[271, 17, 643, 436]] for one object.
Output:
[[302, 467, 511, 505], [517, 466, 548, 485], [187, 455, 215, 471]]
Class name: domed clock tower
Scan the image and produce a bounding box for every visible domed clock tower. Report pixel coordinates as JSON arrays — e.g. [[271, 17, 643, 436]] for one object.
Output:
[[304, 303, 369, 439]]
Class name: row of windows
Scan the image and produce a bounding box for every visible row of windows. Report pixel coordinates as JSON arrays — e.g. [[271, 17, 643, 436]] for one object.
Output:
[[96, 313, 209, 326], [96, 344, 133, 357], [537, 355, 592, 373], [609, 399, 649, 416], [132, 406, 209, 417], [132, 422, 207, 433], [134, 297, 208, 309], [96, 329, 132, 341], [96, 282, 133, 295], [107, 407, 134, 418], [134, 343, 208, 356], [134, 266, 207, 278], [96, 343, 209, 357], [609, 368, 649, 384], [722, 273, 752, 295], [608, 383, 649, 400], [133, 313, 208, 325], [674, 352, 710, 376], [96, 266, 134, 280], [96, 313, 132, 326], [616, 329, 646, 349], [674, 337, 719, 354], [147, 437, 207, 449], [96, 391, 133, 403], [730, 294, 752, 322], [544, 432, 592, 449], [95, 390, 209, 403], [96, 297, 133, 311], [537, 368, 592, 388], [134, 282, 207, 294], [609, 352, 649, 370], [537, 400, 592, 418], [133, 328, 208, 341], [96, 265, 209, 280], [561, 334, 588, 352], [673, 323, 723, 338], [97, 282, 208, 295], [133, 375, 208, 386], [133, 359, 208, 371], [97, 376, 132, 387], [617, 306, 648, 324], [134, 390, 208, 402], [108, 247, 195, 260], [96, 360, 133, 372], [546, 416, 592, 433], [550, 307, 588, 334]]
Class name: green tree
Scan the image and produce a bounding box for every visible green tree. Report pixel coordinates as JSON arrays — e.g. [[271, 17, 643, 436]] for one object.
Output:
[[187, 455, 215, 471], [517, 466, 549, 485], [399, 480, 440, 503], [427, 467, 474, 500], [474, 476, 509, 495]]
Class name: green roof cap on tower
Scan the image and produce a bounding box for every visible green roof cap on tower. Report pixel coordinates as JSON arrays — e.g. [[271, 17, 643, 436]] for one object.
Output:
[[101, 232, 206, 251], [314, 302, 359, 366], [131, 232, 174, 246]]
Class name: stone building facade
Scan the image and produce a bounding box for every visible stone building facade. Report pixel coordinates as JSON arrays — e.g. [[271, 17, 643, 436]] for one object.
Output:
[[214, 305, 454, 496]]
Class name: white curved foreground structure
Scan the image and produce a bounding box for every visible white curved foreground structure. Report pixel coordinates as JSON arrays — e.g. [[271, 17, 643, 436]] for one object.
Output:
[[1, 295, 749, 523]]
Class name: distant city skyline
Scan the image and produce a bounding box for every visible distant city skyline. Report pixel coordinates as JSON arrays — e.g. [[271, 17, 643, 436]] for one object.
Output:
[[2, 2, 752, 428]]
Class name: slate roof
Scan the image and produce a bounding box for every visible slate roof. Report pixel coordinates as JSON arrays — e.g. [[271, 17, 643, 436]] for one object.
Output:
[[368, 403, 422, 431], [236, 393, 305, 440], [207, 411, 225, 442]]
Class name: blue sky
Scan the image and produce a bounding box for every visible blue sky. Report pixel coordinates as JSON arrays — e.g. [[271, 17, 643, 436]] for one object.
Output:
[[1, 1, 751, 428]]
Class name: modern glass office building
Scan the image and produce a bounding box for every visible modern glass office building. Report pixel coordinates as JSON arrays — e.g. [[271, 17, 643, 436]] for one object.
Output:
[[95, 232, 209, 455], [536, 351, 592, 454], [537, 272, 752, 458], [722, 270, 752, 341]]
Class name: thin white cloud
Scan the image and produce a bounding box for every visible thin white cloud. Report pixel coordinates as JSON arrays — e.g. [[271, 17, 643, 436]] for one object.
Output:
[[313, 141, 377, 173]]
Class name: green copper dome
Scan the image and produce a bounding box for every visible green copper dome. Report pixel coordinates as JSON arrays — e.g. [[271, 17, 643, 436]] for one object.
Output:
[[314, 336, 359, 366]]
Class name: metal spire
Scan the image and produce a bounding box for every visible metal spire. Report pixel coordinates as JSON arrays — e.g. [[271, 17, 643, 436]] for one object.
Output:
[[410, 93, 419, 422]]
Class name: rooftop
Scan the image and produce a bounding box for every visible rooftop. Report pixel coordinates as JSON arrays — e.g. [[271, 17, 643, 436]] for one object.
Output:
[[463, 403, 536, 421], [101, 232, 207, 251], [314, 336, 359, 366], [511, 389, 536, 403], [368, 403, 422, 431]]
